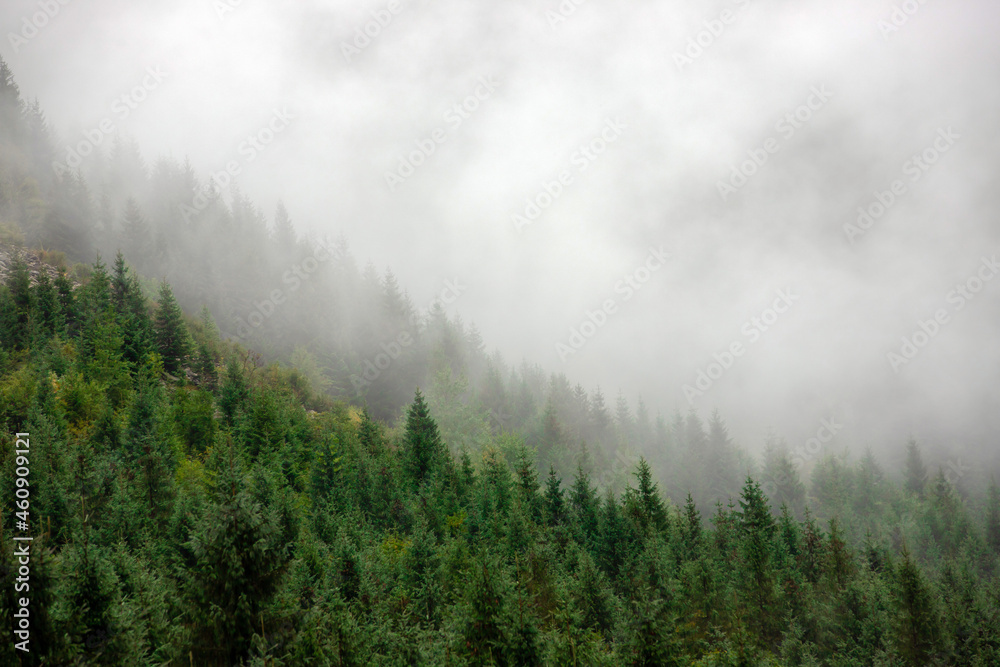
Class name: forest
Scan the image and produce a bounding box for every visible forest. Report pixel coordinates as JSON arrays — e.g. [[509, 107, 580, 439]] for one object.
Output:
[[2, 53, 1000, 666]]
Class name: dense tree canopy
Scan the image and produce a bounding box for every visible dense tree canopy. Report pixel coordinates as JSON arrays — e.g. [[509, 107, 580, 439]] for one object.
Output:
[[1, 56, 998, 666]]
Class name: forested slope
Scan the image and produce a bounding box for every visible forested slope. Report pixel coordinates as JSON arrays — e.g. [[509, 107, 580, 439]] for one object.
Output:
[[2, 56, 1000, 666]]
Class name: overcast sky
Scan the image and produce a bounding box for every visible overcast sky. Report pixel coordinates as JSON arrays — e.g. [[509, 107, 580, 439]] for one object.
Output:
[[4, 0, 999, 467]]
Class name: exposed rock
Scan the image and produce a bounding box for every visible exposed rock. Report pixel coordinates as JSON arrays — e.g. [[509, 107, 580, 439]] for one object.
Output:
[[0, 242, 77, 287]]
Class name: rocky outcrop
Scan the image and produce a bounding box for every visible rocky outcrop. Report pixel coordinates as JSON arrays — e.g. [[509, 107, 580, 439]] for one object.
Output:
[[0, 243, 73, 287]]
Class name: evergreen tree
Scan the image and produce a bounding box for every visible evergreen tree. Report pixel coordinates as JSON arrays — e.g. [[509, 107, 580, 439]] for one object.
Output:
[[32, 269, 62, 338], [904, 438, 927, 498], [403, 389, 446, 484], [153, 280, 192, 374], [185, 442, 290, 665], [986, 477, 1000, 554], [55, 266, 78, 336], [569, 464, 599, 542], [120, 197, 151, 265], [273, 200, 297, 257], [681, 493, 702, 560], [737, 477, 778, 645], [2, 257, 32, 348], [632, 457, 668, 534], [893, 546, 942, 666], [544, 465, 565, 527], [461, 559, 508, 665]]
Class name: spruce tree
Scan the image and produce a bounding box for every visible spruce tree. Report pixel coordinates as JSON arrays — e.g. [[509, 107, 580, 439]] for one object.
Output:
[[32, 269, 62, 338], [462, 559, 508, 665], [153, 280, 192, 374], [737, 477, 778, 645], [119, 197, 151, 265], [904, 438, 927, 498], [633, 457, 668, 534], [403, 389, 446, 484], [570, 464, 599, 541], [681, 493, 702, 560], [3, 257, 32, 348], [544, 465, 565, 527], [893, 547, 942, 666], [987, 477, 1000, 553], [55, 265, 78, 336]]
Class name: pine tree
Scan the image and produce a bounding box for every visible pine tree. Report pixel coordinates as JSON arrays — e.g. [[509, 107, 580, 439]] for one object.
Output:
[[826, 517, 853, 589], [153, 280, 192, 374], [357, 406, 383, 457], [32, 269, 62, 337], [111, 253, 153, 369], [570, 464, 599, 542], [186, 441, 290, 665], [737, 477, 778, 645], [632, 458, 668, 534], [893, 546, 942, 666], [706, 409, 740, 500], [2, 257, 32, 348], [681, 493, 702, 560], [219, 356, 250, 425], [55, 265, 78, 336], [195, 343, 218, 389], [544, 465, 565, 527], [986, 477, 1000, 553], [462, 559, 508, 665], [598, 489, 629, 579], [119, 197, 151, 265], [403, 389, 446, 484], [904, 438, 927, 498], [513, 443, 541, 519], [273, 200, 297, 256], [762, 442, 806, 519]]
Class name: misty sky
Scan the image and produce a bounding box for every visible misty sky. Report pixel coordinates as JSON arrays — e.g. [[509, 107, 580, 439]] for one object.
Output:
[[4, 0, 999, 467]]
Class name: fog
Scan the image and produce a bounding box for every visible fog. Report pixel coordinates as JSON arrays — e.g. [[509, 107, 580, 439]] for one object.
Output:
[[5, 0, 999, 467]]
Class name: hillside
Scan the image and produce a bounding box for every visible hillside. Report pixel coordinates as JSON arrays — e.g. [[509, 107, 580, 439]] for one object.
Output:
[[2, 55, 1000, 666]]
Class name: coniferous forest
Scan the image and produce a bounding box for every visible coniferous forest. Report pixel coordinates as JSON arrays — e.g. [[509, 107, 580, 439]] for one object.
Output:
[[2, 25, 1000, 667]]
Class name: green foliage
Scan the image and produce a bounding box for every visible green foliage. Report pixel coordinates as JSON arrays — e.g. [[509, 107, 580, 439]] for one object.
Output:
[[403, 388, 446, 484], [0, 58, 998, 666], [153, 280, 192, 375]]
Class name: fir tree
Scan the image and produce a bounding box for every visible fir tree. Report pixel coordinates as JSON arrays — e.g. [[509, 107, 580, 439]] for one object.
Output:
[[737, 477, 778, 645], [893, 546, 942, 666], [681, 493, 702, 560], [544, 465, 565, 527], [153, 280, 192, 374], [904, 438, 927, 498], [403, 389, 446, 484], [632, 457, 668, 534], [987, 477, 1000, 553]]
